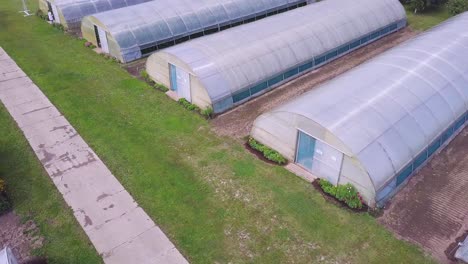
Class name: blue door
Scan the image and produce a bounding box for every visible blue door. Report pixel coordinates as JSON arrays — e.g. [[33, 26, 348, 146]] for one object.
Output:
[[169, 64, 177, 91], [296, 131, 316, 171]]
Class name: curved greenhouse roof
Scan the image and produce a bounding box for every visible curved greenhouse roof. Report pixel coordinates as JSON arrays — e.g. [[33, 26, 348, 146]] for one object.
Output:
[[146, 0, 407, 113], [81, 0, 310, 62], [40, 0, 151, 30], [251, 12, 468, 207]]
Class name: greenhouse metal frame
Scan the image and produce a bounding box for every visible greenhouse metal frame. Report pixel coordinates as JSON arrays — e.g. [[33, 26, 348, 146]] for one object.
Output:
[[250, 12, 468, 207], [81, 0, 312, 62], [146, 0, 407, 113], [39, 0, 152, 30]]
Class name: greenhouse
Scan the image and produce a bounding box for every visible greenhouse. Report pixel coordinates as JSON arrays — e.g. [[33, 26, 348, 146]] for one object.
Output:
[[250, 12, 468, 208], [39, 0, 151, 30], [81, 0, 312, 62], [146, 0, 407, 113]]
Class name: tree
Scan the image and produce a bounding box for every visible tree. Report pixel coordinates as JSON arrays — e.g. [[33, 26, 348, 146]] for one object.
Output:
[[410, 0, 427, 13], [447, 0, 468, 15]]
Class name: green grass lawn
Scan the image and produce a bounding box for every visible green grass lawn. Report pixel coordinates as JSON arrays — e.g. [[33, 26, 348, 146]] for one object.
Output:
[[0, 106, 101, 263], [406, 5, 452, 31], [0, 0, 438, 263]]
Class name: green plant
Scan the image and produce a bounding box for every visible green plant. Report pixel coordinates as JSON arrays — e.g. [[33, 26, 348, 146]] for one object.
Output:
[[0, 179, 10, 215], [248, 137, 287, 165], [36, 9, 47, 20], [154, 83, 169, 92], [409, 0, 427, 13], [447, 0, 468, 14], [0, 195, 10, 215], [178, 98, 200, 111], [52, 23, 65, 31], [201, 107, 214, 119], [140, 69, 150, 81], [318, 179, 363, 209], [319, 178, 336, 196], [0, 178, 5, 193]]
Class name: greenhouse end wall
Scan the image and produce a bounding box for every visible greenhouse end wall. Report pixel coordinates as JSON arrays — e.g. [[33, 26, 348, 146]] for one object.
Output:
[[251, 112, 377, 207]]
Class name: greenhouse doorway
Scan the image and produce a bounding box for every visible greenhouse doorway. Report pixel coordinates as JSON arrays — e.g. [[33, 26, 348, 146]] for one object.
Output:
[[169, 64, 191, 102], [295, 130, 343, 185], [47, 1, 60, 23], [94, 25, 109, 53]]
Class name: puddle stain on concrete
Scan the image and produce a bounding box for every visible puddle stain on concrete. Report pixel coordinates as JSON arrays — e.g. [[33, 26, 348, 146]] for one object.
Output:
[[97, 193, 111, 202]]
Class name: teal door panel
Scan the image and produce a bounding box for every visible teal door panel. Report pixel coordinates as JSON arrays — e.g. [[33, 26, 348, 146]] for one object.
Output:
[[296, 131, 316, 171], [169, 64, 177, 91]]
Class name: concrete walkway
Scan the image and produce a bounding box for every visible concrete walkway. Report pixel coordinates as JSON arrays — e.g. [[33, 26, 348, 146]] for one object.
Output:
[[0, 47, 188, 264]]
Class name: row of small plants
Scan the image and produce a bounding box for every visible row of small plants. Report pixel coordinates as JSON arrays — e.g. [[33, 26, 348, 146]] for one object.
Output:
[[178, 98, 214, 118], [36, 10, 65, 31], [0, 178, 11, 215], [140, 70, 214, 118], [318, 179, 363, 209], [140, 70, 169, 93], [248, 137, 287, 165]]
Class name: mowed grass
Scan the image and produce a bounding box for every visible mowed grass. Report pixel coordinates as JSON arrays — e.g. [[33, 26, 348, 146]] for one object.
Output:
[[0, 106, 101, 263], [406, 5, 451, 31], [0, 0, 435, 263]]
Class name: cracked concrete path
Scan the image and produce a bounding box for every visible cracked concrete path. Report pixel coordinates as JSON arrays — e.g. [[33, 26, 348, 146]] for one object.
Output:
[[0, 47, 188, 264]]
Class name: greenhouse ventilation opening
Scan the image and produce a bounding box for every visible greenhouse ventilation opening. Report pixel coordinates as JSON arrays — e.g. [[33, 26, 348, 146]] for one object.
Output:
[[81, 0, 313, 62], [250, 12, 468, 208], [38, 0, 153, 31], [146, 0, 407, 113]]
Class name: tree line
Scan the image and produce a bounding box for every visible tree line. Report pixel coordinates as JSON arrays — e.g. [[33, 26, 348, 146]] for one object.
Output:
[[402, 0, 468, 14]]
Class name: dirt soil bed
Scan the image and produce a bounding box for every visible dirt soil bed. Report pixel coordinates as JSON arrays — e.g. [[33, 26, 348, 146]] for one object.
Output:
[[0, 211, 44, 263], [211, 28, 417, 139], [379, 127, 468, 264], [123, 59, 147, 77]]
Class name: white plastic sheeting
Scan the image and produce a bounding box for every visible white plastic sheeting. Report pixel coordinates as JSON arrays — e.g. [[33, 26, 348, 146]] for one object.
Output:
[[456, 236, 468, 263], [252, 12, 468, 205], [154, 0, 406, 113], [54, 0, 151, 29], [85, 0, 310, 62], [0, 247, 18, 264]]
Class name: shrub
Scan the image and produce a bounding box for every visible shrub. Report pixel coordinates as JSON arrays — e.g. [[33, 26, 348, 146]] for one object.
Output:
[[409, 0, 426, 13], [318, 179, 363, 209], [154, 83, 169, 92], [0, 178, 5, 193], [201, 107, 214, 119], [0, 195, 10, 215], [53, 23, 64, 31], [0, 179, 10, 215], [36, 9, 47, 20], [140, 69, 149, 79], [319, 178, 336, 196], [248, 137, 287, 165], [178, 98, 200, 111], [447, 0, 468, 15]]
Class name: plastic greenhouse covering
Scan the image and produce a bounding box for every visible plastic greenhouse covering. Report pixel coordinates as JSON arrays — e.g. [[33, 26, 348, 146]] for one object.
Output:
[[159, 0, 407, 113], [258, 12, 468, 203], [54, 0, 151, 29], [88, 0, 311, 62]]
